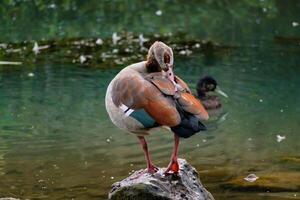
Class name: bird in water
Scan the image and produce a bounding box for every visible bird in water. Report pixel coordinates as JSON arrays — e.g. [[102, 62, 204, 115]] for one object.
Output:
[[196, 76, 228, 110], [105, 41, 209, 174]]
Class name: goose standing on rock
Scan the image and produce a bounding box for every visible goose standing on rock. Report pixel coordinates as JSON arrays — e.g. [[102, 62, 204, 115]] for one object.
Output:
[[105, 41, 209, 174]]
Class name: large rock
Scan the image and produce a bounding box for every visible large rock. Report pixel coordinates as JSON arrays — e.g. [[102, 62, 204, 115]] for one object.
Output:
[[108, 158, 214, 200]]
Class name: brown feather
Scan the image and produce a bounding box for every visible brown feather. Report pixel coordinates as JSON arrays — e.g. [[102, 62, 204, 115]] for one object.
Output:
[[112, 72, 181, 126], [177, 92, 209, 120], [175, 76, 191, 93]]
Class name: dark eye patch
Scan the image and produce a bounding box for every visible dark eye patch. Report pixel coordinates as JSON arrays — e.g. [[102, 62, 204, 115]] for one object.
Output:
[[164, 52, 170, 64]]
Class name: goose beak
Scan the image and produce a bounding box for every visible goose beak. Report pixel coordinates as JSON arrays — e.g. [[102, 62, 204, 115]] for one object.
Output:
[[166, 65, 175, 82], [215, 86, 228, 98]]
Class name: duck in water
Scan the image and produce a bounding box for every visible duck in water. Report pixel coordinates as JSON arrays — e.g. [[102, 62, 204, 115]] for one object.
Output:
[[105, 41, 209, 174], [196, 76, 228, 110]]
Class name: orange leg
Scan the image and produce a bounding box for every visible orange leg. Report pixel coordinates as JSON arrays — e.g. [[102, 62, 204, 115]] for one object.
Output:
[[164, 134, 180, 174], [137, 136, 158, 174]]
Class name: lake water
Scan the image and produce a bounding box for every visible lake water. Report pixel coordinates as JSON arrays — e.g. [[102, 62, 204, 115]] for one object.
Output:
[[0, 1, 300, 200]]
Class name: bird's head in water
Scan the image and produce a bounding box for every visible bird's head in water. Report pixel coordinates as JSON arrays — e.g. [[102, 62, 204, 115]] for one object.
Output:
[[196, 76, 228, 98]]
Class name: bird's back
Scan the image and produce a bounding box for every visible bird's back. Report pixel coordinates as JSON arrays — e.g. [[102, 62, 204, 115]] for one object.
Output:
[[105, 62, 208, 137]]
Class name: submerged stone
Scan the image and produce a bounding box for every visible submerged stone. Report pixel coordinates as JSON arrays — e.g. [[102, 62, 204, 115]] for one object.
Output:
[[221, 171, 300, 192], [0, 198, 20, 200], [108, 158, 214, 200]]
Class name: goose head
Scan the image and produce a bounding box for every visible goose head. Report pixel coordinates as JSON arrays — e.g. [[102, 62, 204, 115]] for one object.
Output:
[[146, 41, 175, 82]]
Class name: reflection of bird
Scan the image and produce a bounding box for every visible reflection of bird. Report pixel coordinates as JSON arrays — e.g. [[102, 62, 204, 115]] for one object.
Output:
[[196, 76, 228, 110], [106, 41, 209, 174]]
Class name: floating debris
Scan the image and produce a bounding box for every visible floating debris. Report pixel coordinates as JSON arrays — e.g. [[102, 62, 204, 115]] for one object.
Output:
[[194, 43, 201, 48], [218, 112, 229, 123], [0, 43, 8, 49], [112, 32, 121, 45], [259, 99, 263, 102], [53, 164, 59, 170], [139, 34, 148, 47], [0, 61, 22, 65], [292, 22, 299, 27], [28, 72, 35, 77], [124, 48, 131, 53], [33, 42, 40, 54], [280, 109, 284, 113], [6, 48, 22, 53], [110, 176, 114, 180], [276, 135, 286, 143], [179, 49, 192, 55], [202, 139, 207, 143], [48, 3, 56, 9], [155, 10, 162, 16], [244, 174, 259, 182], [106, 138, 111, 143], [32, 42, 49, 55], [114, 59, 123, 65], [112, 49, 119, 54], [96, 38, 103, 45], [79, 55, 87, 63]]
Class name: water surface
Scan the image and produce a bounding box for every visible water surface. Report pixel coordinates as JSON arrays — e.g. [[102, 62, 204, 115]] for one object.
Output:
[[0, 1, 300, 200]]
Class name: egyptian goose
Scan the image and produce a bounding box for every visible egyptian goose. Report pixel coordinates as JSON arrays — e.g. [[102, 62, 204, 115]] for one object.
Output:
[[196, 76, 228, 110], [105, 41, 209, 174]]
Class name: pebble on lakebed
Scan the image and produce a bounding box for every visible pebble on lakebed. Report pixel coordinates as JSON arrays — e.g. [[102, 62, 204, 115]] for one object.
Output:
[[108, 158, 215, 200], [221, 171, 300, 192]]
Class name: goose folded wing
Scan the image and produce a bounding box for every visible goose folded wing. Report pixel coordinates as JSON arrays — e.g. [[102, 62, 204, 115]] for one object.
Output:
[[112, 73, 181, 127]]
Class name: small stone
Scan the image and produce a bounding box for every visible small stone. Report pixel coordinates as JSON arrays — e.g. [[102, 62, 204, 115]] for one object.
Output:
[[244, 174, 259, 182]]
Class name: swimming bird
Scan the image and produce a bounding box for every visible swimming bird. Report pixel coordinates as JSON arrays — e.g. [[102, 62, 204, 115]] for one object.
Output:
[[105, 41, 209, 174], [196, 76, 228, 110]]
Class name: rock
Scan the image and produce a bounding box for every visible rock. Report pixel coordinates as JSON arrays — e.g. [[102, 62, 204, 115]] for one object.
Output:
[[221, 171, 300, 192], [0, 198, 20, 200], [108, 158, 214, 200]]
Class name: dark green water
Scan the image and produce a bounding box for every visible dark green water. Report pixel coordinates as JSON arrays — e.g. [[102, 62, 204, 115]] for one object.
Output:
[[0, 0, 300, 199]]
